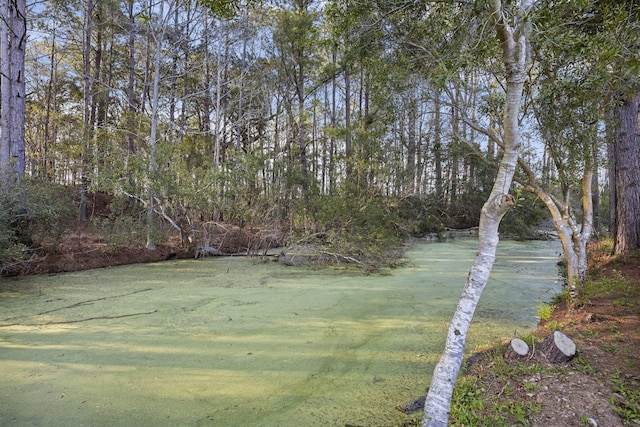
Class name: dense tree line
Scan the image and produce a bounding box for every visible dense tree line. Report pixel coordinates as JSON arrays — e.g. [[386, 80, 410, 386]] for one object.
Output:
[[0, 1, 637, 272], [2, 0, 640, 423], [0, 0, 638, 267]]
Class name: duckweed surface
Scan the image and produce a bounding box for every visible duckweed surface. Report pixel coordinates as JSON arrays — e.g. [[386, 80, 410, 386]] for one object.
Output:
[[0, 238, 561, 426]]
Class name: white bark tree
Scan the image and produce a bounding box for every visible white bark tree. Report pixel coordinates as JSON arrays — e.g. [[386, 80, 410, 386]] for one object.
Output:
[[459, 114, 596, 309], [146, 0, 173, 250], [0, 0, 27, 186], [422, 0, 535, 425]]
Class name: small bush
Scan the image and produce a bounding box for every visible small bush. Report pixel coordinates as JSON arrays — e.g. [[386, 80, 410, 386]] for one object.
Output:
[[0, 179, 75, 275], [536, 302, 556, 321]]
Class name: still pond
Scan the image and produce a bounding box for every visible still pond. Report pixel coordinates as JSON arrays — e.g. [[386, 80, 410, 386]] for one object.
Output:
[[0, 238, 562, 426]]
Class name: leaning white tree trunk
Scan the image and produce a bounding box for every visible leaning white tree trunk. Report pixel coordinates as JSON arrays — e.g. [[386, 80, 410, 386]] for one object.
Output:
[[422, 1, 534, 425]]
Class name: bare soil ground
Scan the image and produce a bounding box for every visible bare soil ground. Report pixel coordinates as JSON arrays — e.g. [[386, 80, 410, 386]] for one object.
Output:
[[10, 194, 640, 426], [463, 243, 640, 426]]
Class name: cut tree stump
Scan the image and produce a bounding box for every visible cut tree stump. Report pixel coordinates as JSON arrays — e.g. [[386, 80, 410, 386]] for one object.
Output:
[[505, 338, 530, 360], [540, 331, 576, 363]]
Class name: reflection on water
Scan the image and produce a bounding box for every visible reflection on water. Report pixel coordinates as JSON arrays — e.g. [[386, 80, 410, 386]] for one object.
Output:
[[0, 238, 561, 426]]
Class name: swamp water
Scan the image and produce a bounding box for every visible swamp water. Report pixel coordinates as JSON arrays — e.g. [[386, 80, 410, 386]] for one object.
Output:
[[0, 238, 561, 426]]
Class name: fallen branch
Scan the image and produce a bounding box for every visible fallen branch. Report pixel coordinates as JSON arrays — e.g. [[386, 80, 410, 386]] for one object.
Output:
[[1, 288, 153, 323], [318, 250, 366, 268], [0, 310, 159, 327], [396, 394, 428, 414]]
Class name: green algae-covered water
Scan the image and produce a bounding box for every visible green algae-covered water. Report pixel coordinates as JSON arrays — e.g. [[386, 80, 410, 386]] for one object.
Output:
[[0, 238, 561, 426]]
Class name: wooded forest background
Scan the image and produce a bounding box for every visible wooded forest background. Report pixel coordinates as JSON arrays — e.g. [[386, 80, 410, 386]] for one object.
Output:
[[1, 0, 639, 274]]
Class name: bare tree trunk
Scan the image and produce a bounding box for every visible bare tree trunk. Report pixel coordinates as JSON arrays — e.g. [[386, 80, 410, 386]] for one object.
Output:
[[214, 20, 227, 166], [0, 1, 13, 184], [613, 92, 640, 254], [422, 1, 534, 425], [80, 0, 94, 221], [127, 0, 136, 154], [43, 20, 59, 178], [329, 49, 337, 194], [433, 89, 443, 204], [146, 0, 168, 250], [407, 87, 417, 195], [344, 65, 352, 179], [0, 0, 27, 186]]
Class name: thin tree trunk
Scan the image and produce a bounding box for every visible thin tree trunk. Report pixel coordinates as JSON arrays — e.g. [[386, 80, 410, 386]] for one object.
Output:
[[422, 1, 533, 425], [0, 1, 13, 185], [43, 21, 58, 178], [433, 89, 443, 204], [80, 0, 94, 221], [407, 89, 417, 195], [344, 65, 352, 179], [127, 0, 136, 153], [146, 0, 167, 250], [214, 20, 226, 166]]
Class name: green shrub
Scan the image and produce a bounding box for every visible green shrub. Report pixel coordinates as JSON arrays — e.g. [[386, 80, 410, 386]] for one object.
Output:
[[536, 302, 556, 321], [0, 179, 75, 275]]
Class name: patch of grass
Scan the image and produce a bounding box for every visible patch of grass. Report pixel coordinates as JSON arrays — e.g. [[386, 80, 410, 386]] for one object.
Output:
[[544, 320, 564, 331], [603, 342, 618, 354], [551, 289, 569, 305], [572, 353, 597, 376], [609, 371, 640, 425], [584, 273, 636, 300], [536, 302, 556, 321], [596, 238, 615, 254], [494, 400, 542, 425], [450, 337, 549, 426], [450, 376, 487, 425], [579, 329, 600, 339]]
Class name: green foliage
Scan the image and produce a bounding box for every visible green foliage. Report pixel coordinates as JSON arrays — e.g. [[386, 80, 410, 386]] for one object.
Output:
[[396, 196, 445, 236], [0, 179, 75, 275], [450, 346, 545, 426], [572, 353, 597, 376], [500, 189, 551, 240], [90, 212, 148, 249], [582, 272, 639, 308], [536, 302, 556, 322], [196, 0, 243, 19], [609, 371, 640, 425], [306, 192, 403, 254], [450, 376, 487, 425]]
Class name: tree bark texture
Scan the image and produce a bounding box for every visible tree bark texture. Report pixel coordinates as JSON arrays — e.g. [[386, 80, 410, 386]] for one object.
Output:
[[0, 0, 27, 186], [421, 1, 534, 426], [613, 92, 640, 255], [540, 331, 576, 363]]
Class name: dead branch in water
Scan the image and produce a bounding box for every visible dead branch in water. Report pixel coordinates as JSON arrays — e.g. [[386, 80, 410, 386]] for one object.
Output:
[[0, 310, 159, 327]]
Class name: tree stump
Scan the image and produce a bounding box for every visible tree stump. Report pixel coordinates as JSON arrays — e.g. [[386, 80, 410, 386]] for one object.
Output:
[[540, 331, 576, 363], [505, 338, 530, 360]]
